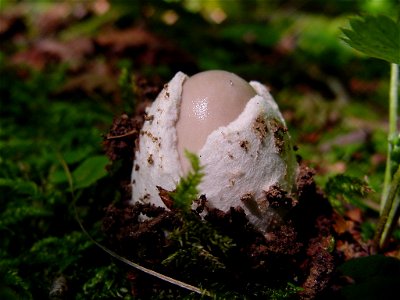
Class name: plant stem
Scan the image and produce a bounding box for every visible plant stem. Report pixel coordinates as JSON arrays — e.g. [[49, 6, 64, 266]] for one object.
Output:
[[375, 63, 399, 251], [374, 164, 400, 251], [381, 63, 399, 212]]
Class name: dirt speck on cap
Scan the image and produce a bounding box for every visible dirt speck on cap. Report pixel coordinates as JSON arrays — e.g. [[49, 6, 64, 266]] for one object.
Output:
[[267, 118, 288, 153], [239, 140, 250, 152], [252, 115, 268, 141], [147, 154, 154, 165]]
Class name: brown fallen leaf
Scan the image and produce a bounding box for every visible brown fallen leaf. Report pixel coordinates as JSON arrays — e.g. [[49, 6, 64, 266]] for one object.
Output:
[[332, 212, 347, 235], [96, 27, 162, 53], [345, 207, 363, 223], [157, 186, 174, 210], [11, 37, 94, 70], [59, 61, 117, 96], [0, 9, 26, 39]]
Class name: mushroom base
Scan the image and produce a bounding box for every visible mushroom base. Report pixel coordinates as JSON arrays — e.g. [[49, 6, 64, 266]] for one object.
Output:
[[102, 165, 346, 299]]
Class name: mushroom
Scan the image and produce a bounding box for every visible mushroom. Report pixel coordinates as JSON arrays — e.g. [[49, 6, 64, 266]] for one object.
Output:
[[131, 70, 298, 231]]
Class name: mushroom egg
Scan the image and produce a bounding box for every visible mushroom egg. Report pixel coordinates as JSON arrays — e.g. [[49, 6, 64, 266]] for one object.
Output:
[[131, 70, 298, 231]]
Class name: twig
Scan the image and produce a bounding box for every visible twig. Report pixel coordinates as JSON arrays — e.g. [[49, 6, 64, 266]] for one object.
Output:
[[106, 129, 138, 140]]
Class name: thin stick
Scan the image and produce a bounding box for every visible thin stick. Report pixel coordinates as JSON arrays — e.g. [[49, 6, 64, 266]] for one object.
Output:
[[106, 129, 138, 140]]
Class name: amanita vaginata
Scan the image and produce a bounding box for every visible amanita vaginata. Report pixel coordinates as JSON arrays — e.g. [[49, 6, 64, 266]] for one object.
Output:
[[131, 70, 298, 231]]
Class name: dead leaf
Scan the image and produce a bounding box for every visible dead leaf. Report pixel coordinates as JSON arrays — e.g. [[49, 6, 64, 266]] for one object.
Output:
[[350, 78, 380, 94], [157, 186, 174, 210], [35, 2, 90, 36], [0, 10, 26, 38], [35, 3, 72, 35], [96, 27, 162, 53], [332, 212, 347, 235], [11, 37, 94, 70], [59, 61, 117, 96], [345, 208, 363, 223]]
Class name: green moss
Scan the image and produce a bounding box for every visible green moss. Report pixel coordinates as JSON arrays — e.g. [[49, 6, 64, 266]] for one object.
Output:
[[170, 150, 204, 212]]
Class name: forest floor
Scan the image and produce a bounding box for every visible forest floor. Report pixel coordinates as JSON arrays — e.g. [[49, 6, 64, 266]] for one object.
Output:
[[1, 1, 399, 299]]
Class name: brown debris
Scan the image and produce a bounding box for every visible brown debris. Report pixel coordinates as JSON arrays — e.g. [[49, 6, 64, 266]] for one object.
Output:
[[103, 113, 141, 162], [134, 75, 163, 104], [157, 186, 174, 210], [239, 140, 250, 152], [147, 154, 154, 165], [265, 185, 296, 210], [96, 28, 163, 54], [252, 115, 268, 141], [240, 193, 262, 217], [268, 118, 288, 153]]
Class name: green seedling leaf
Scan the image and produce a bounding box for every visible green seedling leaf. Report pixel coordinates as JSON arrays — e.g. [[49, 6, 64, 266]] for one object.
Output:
[[72, 156, 109, 190], [341, 15, 400, 64], [49, 169, 68, 185], [63, 147, 94, 165], [325, 174, 372, 211]]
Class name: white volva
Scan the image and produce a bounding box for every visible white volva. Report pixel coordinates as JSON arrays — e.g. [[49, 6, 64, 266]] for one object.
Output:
[[131, 71, 298, 231]]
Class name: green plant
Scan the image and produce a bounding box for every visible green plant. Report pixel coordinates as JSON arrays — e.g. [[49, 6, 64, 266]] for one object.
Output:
[[0, 61, 123, 298], [342, 13, 400, 250], [325, 174, 372, 213], [170, 150, 204, 212]]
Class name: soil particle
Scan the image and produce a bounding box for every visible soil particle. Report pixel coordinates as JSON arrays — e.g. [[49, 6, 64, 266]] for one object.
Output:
[[268, 118, 288, 153], [141, 130, 160, 145], [147, 154, 154, 165], [139, 193, 151, 203], [135, 75, 163, 103], [103, 203, 179, 255], [144, 114, 154, 122], [252, 115, 268, 141], [240, 192, 262, 217], [300, 236, 336, 299], [265, 185, 297, 210], [103, 113, 141, 162], [239, 140, 250, 152]]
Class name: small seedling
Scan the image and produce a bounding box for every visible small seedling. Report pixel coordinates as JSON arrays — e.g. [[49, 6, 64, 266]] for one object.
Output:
[[341, 13, 400, 250]]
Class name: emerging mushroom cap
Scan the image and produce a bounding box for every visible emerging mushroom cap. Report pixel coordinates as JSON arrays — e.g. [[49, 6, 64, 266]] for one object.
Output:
[[176, 70, 256, 173], [131, 71, 298, 231]]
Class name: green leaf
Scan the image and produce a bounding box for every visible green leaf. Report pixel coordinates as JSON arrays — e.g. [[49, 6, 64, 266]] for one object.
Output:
[[63, 147, 94, 165], [72, 156, 109, 190], [341, 15, 400, 64], [49, 169, 68, 185], [0, 178, 39, 196]]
